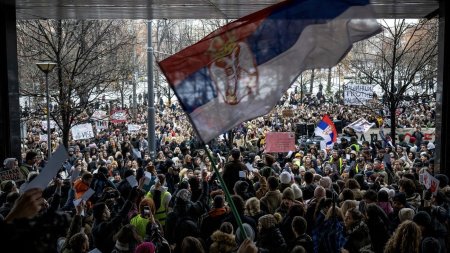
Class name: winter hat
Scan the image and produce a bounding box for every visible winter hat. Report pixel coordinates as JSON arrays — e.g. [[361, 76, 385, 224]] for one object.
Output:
[[282, 187, 295, 201], [393, 192, 407, 207], [280, 171, 292, 185], [135, 242, 156, 253], [258, 214, 277, 230], [398, 208, 415, 222], [379, 187, 396, 199], [236, 223, 255, 244], [291, 184, 303, 200], [176, 189, 191, 203], [413, 211, 432, 227], [319, 176, 332, 189], [427, 142, 435, 150]]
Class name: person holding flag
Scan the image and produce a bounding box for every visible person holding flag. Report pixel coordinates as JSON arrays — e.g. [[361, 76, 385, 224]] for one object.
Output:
[[157, 0, 381, 245], [314, 115, 338, 149]]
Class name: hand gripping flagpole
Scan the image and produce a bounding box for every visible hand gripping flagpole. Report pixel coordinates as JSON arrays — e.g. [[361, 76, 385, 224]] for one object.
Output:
[[203, 144, 248, 239]]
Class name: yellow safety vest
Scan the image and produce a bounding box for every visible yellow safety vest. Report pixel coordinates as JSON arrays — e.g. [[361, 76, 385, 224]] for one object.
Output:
[[329, 157, 344, 173], [146, 190, 171, 226]]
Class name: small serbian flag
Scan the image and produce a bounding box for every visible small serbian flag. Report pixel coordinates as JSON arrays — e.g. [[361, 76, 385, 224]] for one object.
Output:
[[158, 0, 381, 143], [315, 115, 338, 146]]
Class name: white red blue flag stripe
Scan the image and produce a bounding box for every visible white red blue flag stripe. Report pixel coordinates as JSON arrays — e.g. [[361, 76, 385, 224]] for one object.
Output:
[[158, 0, 381, 143], [315, 114, 338, 146]]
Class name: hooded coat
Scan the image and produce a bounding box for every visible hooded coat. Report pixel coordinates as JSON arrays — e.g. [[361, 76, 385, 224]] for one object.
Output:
[[209, 230, 237, 253]]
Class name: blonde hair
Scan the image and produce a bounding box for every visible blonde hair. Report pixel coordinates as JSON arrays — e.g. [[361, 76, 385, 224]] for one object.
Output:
[[245, 197, 260, 216], [340, 200, 358, 217], [384, 220, 421, 253]]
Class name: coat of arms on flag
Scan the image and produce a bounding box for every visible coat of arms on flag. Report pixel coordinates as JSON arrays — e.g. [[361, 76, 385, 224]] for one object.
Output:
[[314, 115, 338, 147], [158, 0, 381, 143]]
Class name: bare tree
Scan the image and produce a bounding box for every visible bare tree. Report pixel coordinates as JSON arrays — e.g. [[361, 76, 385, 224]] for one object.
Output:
[[346, 19, 438, 144], [17, 19, 136, 148]]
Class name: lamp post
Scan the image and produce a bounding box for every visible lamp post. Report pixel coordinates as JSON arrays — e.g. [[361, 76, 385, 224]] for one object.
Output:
[[36, 62, 57, 160]]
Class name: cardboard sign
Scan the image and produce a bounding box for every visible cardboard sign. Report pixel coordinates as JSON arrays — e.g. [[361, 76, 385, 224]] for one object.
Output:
[[265, 132, 296, 153], [95, 121, 108, 130], [347, 118, 375, 133], [110, 109, 128, 124], [344, 84, 374, 105], [24, 145, 68, 191], [71, 123, 94, 140], [0, 168, 25, 182], [91, 110, 107, 121], [127, 124, 141, 133], [41, 120, 58, 131], [422, 171, 440, 195]]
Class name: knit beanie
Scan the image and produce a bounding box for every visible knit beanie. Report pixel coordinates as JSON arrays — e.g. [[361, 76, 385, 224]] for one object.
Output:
[[135, 242, 156, 253], [291, 184, 303, 200], [176, 189, 191, 204], [236, 223, 255, 244], [280, 171, 292, 185], [258, 214, 277, 230]]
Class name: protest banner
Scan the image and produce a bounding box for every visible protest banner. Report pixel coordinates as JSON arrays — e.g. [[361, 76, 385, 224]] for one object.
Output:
[[127, 124, 141, 133], [91, 110, 107, 120], [0, 168, 25, 182], [110, 109, 128, 124], [343, 84, 374, 105], [265, 132, 296, 153], [71, 123, 94, 140], [422, 171, 440, 195], [24, 145, 68, 191], [347, 118, 375, 133], [356, 127, 435, 143], [95, 121, 108, 130], [41, 120, 58, 131]]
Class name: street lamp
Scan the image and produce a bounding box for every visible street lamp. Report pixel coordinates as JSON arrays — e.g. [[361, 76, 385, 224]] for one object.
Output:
[[36, 62, 57, 160]]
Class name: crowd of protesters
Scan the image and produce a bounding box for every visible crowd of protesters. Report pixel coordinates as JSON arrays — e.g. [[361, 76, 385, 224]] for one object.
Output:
[[0, 91, 446, 253]]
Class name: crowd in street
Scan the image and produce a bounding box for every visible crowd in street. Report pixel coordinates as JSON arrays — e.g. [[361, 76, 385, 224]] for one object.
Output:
[[0, 91, 446, 253]]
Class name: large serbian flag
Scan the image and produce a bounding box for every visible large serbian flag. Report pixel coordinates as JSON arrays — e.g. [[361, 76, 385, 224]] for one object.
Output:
[[315, 115, 338, 147], [158, 0, 381, 143]]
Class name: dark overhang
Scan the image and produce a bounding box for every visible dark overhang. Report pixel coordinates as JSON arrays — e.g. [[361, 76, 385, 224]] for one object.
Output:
[[7, 0, 439, 20]]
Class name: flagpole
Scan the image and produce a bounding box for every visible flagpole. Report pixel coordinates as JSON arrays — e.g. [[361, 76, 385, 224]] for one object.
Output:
[[203, 144, 247, 239]]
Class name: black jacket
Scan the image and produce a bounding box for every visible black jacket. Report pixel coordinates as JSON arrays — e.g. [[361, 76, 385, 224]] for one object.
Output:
[[257, 227, 288, 253], [92, 200, 132, 253]]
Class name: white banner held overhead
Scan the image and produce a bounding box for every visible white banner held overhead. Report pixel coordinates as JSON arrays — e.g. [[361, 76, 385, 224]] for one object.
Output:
[[347, 118, 375, 133], [71, 123, 95, 140], [41, 120, 58, 131], [344, 84, 374, 105], [127, 124, 141, 133], [91, 110, 107, 121]]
